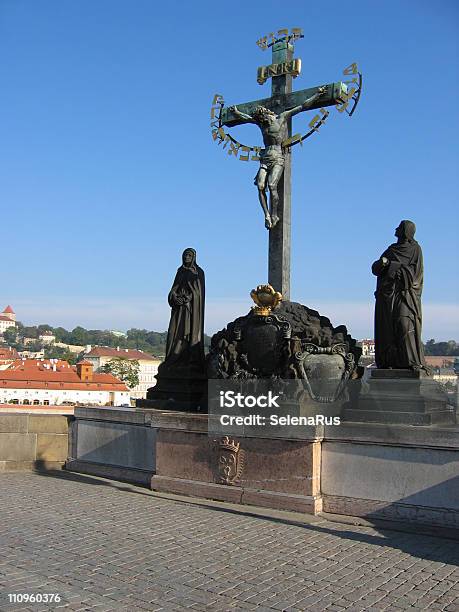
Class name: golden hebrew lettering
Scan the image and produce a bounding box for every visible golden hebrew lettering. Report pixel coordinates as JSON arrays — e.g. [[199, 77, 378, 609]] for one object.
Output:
[[228, 141, 240, 156], [343, 63, 358, 75], [336, 100, 350, 113], [239, 146, 250, 161], [338, 87, 357, 104], [256, 36, 268, 50], [308, 115, 321, 131], [308, 107, 329, 131], [343, 77, 359, 86], [291, 27, 303, 40], [212, 127, 226, 142], [220, 134, 232, 148], [283, 133, 302, 147], [251, 147, 261, 161], [256, 28, 304, 50]]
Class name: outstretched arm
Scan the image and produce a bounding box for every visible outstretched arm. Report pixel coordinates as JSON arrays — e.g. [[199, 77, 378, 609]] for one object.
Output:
[[229, 105, 255, 123], [280, 86, 327, 121]]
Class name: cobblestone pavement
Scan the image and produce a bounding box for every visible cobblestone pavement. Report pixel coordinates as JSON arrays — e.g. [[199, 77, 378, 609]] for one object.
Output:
[[0, 472, 458, 612]]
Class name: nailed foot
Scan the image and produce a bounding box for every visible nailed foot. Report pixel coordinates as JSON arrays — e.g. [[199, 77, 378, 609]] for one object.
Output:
[[270, 215, 279, 228], [265, 215, 272, 230]]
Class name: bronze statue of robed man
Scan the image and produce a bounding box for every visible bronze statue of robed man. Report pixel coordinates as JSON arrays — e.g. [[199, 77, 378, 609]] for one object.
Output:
[[372, 220, 427, 371]]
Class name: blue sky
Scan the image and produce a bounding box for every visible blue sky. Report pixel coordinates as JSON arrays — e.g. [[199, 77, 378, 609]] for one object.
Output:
[[1, 0, 458, 339]]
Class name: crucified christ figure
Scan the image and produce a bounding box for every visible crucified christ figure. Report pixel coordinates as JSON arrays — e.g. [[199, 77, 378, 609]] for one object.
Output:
[[229, 86, 326, 230]]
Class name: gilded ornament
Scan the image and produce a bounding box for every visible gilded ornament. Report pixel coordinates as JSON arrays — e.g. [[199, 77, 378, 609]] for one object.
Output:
[[250, 284, 282, 316]]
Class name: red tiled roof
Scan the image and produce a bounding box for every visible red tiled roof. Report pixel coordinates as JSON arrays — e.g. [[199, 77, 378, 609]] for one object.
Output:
[[85, 347, 158, 360], [0, 347, 19, 360], [3, 305, 14, 314], [0, 315, 16, 322], [425, 356, 455, 367], [0, 359, 127, 391]]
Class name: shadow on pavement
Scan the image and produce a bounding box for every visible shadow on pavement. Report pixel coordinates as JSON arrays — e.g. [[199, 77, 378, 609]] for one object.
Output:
[[30, 468, 459, 565]]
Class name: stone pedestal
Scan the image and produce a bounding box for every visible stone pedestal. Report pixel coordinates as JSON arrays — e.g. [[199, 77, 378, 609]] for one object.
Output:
[[137, 364, 207, 412], [343, 369, 456, 425], [65, 407, 459, 529], [149, 410, 323, 514]]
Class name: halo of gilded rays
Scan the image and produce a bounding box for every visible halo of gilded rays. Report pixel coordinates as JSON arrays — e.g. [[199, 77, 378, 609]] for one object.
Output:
[[210, 63, 362, 162]]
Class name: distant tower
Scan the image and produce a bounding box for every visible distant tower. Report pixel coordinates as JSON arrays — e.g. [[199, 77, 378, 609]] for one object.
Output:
[[2, 306, 16, 322], [0, 305, 17, 336], [76, 360, 94, 382]]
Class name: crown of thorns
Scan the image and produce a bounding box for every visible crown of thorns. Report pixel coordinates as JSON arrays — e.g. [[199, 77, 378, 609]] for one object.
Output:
[[254, 106, 275, 117]]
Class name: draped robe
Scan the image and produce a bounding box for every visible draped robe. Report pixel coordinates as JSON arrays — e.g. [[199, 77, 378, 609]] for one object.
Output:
[[165, 249, 205, 367], [372, 221, 426, 370]]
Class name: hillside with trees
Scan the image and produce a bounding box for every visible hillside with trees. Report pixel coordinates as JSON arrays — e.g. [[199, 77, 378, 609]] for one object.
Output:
[[2, 323, 457, 360], [1, 323, 212, 359], [424, 340, 459, 356]]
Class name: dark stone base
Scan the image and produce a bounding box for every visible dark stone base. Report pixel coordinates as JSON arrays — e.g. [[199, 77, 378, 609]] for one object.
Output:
[[322, 495, 459, 531], [151, 476, 322, 514], [137, 397, 206, 413], [139, 366, 207, 413], [343, 369, 456, 426], [66, 459, 153, 486]]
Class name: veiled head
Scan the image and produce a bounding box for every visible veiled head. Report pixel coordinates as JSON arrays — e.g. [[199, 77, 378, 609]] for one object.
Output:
[[182, 248, 197, 268], [395, 220, 416, 241]]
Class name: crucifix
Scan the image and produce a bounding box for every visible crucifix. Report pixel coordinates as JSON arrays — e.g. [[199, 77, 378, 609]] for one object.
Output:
[[216, 29, 359, 301]]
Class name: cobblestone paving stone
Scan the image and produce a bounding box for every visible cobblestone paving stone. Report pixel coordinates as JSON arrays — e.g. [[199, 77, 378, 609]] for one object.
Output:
[[0, 472, 458, 611]]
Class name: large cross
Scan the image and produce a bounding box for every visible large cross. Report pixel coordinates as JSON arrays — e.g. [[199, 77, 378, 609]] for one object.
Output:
[[220, 36, 347, 300]]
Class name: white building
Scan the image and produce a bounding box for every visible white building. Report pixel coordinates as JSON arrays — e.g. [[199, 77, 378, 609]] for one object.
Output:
[[83, 346, 161, 400], [0, 359, 129, 407], [39, 331, 56, 345], [0, 305, 17, 335], [360, 339, 376, 357]]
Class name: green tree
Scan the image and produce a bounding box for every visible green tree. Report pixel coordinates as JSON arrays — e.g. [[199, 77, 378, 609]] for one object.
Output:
[[22, 326, 39, 339], [424, 339, 459, 356], [44, 345, 80, 365], [27, 341, 43, 352], [101, 358, 140, 389], [69, 326, 90, 346], [3, 327, 18, 346], [53, 327, 70, 343]]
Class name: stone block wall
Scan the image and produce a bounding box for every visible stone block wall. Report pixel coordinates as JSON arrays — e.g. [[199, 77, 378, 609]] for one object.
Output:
[[0, 413, 71, 471]]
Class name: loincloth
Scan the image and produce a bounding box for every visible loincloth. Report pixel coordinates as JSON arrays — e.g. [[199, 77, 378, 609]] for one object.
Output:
[[254, 147, 285, 184]]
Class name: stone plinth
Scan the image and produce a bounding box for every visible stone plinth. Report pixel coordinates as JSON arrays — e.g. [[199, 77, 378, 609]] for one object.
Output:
[[149, 409, 323, 514], [343, 369, 456, 425], [64, 406, 459, 530], [66, 407, 156, 485], [322, 422, 459, 529], [138, 364, 207, 412]]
